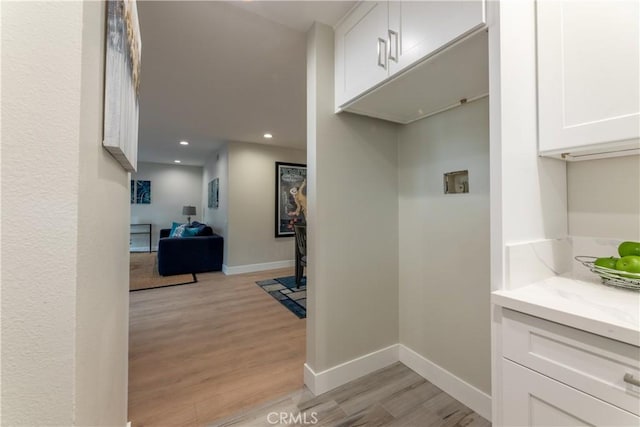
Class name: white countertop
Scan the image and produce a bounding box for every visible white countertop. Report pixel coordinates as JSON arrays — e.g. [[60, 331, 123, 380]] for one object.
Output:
[[492, 276, 640, 347]]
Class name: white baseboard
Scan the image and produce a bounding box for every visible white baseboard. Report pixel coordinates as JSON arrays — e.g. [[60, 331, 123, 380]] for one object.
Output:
[[399, 344, 492, 421], [222, 260, 295, 275], [303, 344, 491, 421], [303, 344, 400, 395]]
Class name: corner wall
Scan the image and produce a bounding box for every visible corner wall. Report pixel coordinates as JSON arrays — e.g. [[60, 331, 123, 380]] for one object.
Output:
[[203, 145, 229, 262], [306, 23, 399, 374], [131, 162, 204, 250], [398, 98, 491, 394], [488, 1, 569, 423], [488, 0, 568, 292], [75, 1, 130, 423]]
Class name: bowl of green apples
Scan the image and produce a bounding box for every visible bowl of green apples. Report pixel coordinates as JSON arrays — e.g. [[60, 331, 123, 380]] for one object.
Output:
[[576, 241, 640, 290]]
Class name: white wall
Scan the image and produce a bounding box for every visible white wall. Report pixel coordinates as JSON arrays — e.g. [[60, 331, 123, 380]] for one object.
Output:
[[398, 98, 491, 394], [131, 162, 203, 250], [226, 142, 306, 268], [306, 23, 399, 373], [203, 145, 229, 261], [489, 0, 568, 293], [488, 1, 570, 422], [568, 156, 640, 240], [1, 1, 128, 424], [75, 2, 130, 423]]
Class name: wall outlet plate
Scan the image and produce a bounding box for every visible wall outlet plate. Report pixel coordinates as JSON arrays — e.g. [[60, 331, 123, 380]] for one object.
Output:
[[444, 170, 469, 194]]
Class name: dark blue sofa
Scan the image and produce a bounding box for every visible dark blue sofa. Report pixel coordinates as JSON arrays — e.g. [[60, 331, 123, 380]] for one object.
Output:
[[157, 223, 224, 276]]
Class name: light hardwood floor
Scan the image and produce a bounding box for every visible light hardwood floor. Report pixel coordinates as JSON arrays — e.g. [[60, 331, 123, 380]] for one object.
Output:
[[129, 267, 306, 426], [213, 363, 490, 427], [130, 269, 488, 427]]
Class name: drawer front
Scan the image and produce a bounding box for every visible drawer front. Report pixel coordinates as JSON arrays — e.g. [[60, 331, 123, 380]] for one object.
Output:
[[502, 359, 640, 427], [502, 309, 640, 415]]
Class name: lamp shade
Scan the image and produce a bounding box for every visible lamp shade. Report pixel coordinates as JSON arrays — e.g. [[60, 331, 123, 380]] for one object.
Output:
[[182, 206, 196, 216]]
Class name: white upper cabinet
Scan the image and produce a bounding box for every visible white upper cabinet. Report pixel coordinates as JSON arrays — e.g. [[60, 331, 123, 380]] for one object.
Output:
[[387, 1, 485, 75], [537, 0, 640, 159], [334, 0, 486, 115], [335, 2, 389, 108]]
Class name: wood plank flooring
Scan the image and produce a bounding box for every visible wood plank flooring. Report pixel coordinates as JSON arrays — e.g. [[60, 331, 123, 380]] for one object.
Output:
[[129, 267, 306, 426], [129, 268, 489, 426], [212, 363, 491, 427]]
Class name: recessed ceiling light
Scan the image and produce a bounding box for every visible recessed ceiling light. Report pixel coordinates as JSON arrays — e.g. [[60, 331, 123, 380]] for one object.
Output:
[[174, 160, 181, 163], [179, 140, 189, 146], [263, 133, 273, 139]]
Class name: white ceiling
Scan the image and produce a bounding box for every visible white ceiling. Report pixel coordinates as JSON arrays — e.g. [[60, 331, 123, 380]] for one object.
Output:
[[136, 1, 355, 166]]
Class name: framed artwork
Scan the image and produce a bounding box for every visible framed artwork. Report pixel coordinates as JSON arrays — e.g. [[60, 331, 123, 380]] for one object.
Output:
[[103, 0, 141, 172], [275, 162, 307, 237], [135, 180, 151, 204], [208, 178, 219, 209], [130, 180, 135, 204]]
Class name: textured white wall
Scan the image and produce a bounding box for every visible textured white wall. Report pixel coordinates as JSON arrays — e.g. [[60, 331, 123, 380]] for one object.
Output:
[[306, 23, 399, 372], [203, 145, 229, 262], [227, 142, 306, 267], [2, 3, 82, 423], [131, 162, 204, 250], [398, 98, 491, 394], [2, 1, 128, 424], [568, 156, 640, 240]]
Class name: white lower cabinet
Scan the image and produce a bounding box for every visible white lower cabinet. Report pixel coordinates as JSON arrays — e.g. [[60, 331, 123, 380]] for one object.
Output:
[[498, 309, 640, 426], [502, 359, 639, 427]]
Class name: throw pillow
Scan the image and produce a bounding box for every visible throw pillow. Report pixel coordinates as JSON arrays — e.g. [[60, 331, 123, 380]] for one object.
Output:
[[192, 223, 206, 235], [171, 224, 188, 238], [169, 222, 184, 237], [182, 227, 199, 237]]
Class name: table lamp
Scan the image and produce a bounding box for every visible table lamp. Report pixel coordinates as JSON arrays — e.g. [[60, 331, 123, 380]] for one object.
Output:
[[182, 206, 196, 225]]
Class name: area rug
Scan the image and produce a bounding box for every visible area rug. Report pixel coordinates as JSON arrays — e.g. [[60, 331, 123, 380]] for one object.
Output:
[[256, 276, 306, 319], [130, 252, 197, 292]]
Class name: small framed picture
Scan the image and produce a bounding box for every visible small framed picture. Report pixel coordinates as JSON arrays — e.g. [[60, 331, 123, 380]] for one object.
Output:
[[208, 178, 219, 209]]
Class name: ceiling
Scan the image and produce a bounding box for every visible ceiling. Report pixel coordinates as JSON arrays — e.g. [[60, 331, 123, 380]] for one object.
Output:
[[136, 1, 355, 166]]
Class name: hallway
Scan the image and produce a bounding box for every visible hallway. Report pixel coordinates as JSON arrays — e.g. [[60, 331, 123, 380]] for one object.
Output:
[[128, 267, 305, 426]]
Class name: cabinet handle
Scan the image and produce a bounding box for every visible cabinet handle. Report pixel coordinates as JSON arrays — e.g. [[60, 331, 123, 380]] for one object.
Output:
[[624, 373, 640, 387], [377, 37, 387, 69], [388, 29, 399, 62]]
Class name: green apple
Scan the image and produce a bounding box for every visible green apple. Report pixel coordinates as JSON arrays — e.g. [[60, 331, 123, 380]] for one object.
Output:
[[594, 257, 619, 270], [615, 256, 640, 278], [618, 241, 640, 257]]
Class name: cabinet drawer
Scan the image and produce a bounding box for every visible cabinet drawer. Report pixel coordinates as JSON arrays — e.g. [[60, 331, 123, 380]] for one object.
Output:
[[502, 359, 640, 427], [502, 309, 640, 415]]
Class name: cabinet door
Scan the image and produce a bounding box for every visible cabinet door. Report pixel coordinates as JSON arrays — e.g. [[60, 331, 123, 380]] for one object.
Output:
[[501, 359, 639, 427], [537, 0, 640, 155], [335, 1, 389, 109], [387, 0, 485, 76]]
